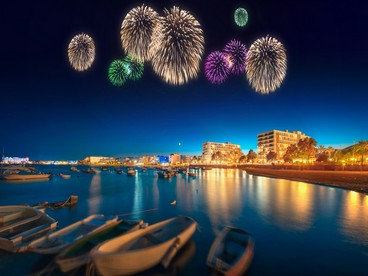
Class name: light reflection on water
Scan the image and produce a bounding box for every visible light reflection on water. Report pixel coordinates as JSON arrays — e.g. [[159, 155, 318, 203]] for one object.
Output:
[[340, 191, 368, 246], [88, 171, 101, 215], [0, 166, 367, 274]]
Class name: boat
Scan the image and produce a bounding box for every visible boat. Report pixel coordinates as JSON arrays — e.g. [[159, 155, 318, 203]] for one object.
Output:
[[55, 219, 144, 273], [60, 173, 71, 179], [0, 206, 57, 252], [188, 172, 196, 177], [157, 171, 170, 178], [127, 169, 136, 176], [207, 227, 254, 276], [82, 168, 96, 174], [141, 168, 147, 173], [26, 214, 118, 254], [1, 173, 51, 181], [170, 200, 177, 206], [70, 166, 80, 172], [101, 166, 109, 171], [90, 216, 197, 275], [117, 170, 125, 175]]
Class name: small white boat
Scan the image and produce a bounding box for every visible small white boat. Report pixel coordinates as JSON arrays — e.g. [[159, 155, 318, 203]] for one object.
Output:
[[170, 200, 177, 206], [70, 166, 80, 172], [60, 173, 71, 179], [26, 214, 118, 254], [0, 206, 57, 252], [55, 220, 144, 273], [90, 216, 197, 275], [207, 227, 254, 276]]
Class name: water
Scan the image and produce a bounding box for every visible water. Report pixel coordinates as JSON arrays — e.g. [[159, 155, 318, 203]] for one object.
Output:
[[0, 166, 367, 275]]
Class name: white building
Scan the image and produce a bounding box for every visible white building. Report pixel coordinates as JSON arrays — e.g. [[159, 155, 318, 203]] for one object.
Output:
[[202, 142, 241, 163]]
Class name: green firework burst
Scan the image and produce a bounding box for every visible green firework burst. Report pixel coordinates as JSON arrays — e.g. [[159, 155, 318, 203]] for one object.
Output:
[[108, 60, 129, 86], [123, 55, 144, 81], [234, 8, 248, 27]]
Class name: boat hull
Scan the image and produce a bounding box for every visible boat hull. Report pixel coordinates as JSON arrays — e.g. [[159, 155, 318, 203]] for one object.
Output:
[[91, 216, 197, 275], [1, 174, 51, 180]]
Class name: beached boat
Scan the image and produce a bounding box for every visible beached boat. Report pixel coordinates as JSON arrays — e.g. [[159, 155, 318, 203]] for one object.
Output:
[[1, 173, 51, 181], [127, 169, 136, 176], [207, 227, 254, 276], [60, 173, 71, 179], [90, 216, 197, 275], [55, 220, 144, 273], [0, 206, 57, 252], [26, 214, 118, 254]]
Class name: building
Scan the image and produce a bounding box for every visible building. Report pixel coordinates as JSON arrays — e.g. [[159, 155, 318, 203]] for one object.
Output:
[[170, 153, 181, 164], [257, 130, 310, 163], [82, 156, 119, 165], [2, 157, 29, 164], [202, 142, 241, 163]]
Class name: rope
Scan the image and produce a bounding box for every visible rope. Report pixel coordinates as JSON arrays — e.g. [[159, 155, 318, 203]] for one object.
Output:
[[115, 207, 159, 217]]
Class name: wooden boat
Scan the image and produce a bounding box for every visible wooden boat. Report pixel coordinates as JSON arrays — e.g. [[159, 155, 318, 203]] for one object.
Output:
[[207, 227, 254, 276], [90, 216, 197, 275], [60, 173, 71, 179], [1, 173, 51, 181], [127, 169, 136, 176], [70, 166, 79, 172], [55, 220, 144, 273], [26, 214, 118, 254], [0, 206, 57, 252]]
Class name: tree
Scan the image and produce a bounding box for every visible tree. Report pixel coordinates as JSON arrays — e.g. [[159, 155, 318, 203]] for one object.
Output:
[[283, 144, 298, 163], [354, 140, 368, 167], [238, 155, 247, 164], [211, 151, 223, 163], [246, 149, 257, 164], [227, 149, 242, 164], [316, 153, 329, 163], [298, 137, 317, 164], [266, 151, 277, 163]]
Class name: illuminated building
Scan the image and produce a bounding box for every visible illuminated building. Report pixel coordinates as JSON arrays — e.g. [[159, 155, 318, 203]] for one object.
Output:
[[83, 156, 119, 165], [2, 157, 29, 164], [170, 153, 181, 164], [257, 130, 310, 163], [202, 142, 241, 163]]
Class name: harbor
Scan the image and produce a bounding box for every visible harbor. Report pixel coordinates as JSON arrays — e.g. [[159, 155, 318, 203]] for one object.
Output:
[[0, 166, 367, 275]]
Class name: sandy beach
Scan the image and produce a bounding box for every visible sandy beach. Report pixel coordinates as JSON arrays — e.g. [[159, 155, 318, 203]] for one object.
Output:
[[244, 167, 368, 194]]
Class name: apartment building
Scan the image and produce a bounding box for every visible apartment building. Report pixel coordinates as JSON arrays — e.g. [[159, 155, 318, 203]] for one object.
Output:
[[257, 130, 310, 162], [202, 142, 241, 163]]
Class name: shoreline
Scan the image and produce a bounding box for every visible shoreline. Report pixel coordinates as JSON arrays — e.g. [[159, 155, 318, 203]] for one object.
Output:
[[244, 167, 368, 195]]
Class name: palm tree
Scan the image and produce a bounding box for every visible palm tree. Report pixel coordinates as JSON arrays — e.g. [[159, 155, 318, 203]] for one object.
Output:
[[247, 149, 257, 164], [354, 140, 368, 167]]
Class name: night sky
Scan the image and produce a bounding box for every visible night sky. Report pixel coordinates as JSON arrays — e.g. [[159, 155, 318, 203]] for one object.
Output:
[[1, 0, 367, 160]]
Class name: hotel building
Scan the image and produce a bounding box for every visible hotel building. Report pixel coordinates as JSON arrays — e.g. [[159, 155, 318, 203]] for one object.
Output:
[[202, 142, 241, 163], [257, 130, 310, 163]]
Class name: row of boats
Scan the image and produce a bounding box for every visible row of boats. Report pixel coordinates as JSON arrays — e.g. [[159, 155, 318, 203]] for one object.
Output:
[[0, 206, 254, 275]]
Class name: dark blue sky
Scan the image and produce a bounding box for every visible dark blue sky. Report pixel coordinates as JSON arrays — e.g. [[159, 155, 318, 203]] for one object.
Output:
[[1, 0, 367, 160]]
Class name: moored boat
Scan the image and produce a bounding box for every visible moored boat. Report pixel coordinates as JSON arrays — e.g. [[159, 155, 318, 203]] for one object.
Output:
[[127, 169, 136, 176], [90, 216, 197, 275], [0, 206, 57, 252], [55, 219, 144, 273], [82, 168, 96, 174], [207, 227, 254, 276], [70, 166, 79, 172], [26, 214, 118, 254], [60, 173, 71, 179], [1, 173, 51, 181]]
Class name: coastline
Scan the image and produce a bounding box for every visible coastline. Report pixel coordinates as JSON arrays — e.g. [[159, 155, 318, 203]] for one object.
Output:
[[244, 167, 368, 195]]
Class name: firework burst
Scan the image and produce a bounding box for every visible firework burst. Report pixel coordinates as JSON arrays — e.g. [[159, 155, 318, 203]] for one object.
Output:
[[246, 35, 287, 94], [149, 6, 205, 85], [204, 51, 230, 85], [120, 4, 159, 61], [108, 60, 129, 86], [68, 33, 95, 71], [223, 39, 247, 75], [123, 55, 144, 81]]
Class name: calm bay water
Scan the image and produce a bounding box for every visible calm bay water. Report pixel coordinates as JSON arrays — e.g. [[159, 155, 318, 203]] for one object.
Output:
[[0, 166, 367, 275]]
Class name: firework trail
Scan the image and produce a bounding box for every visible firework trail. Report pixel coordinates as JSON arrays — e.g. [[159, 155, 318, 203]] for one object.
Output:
[[246, 35, 287, 94], [68, 33, 95, 71], [149, 6, 205, 85], [204, 51, 230, 85], [108, 60, 129, 86], [223, 39, 247, 75], [121, 4, 159, 61]]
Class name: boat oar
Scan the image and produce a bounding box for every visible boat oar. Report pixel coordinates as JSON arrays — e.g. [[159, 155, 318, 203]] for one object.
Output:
[[116, 207, 159, 217]]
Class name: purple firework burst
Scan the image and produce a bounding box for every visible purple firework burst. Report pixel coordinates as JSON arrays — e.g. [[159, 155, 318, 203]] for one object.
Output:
[[204, 51, 230, 84], [223, 39, 247, 75]]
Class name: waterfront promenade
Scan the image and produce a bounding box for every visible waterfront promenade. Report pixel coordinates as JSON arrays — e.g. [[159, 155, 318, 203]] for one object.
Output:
[[244, 167, 368, 194]]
